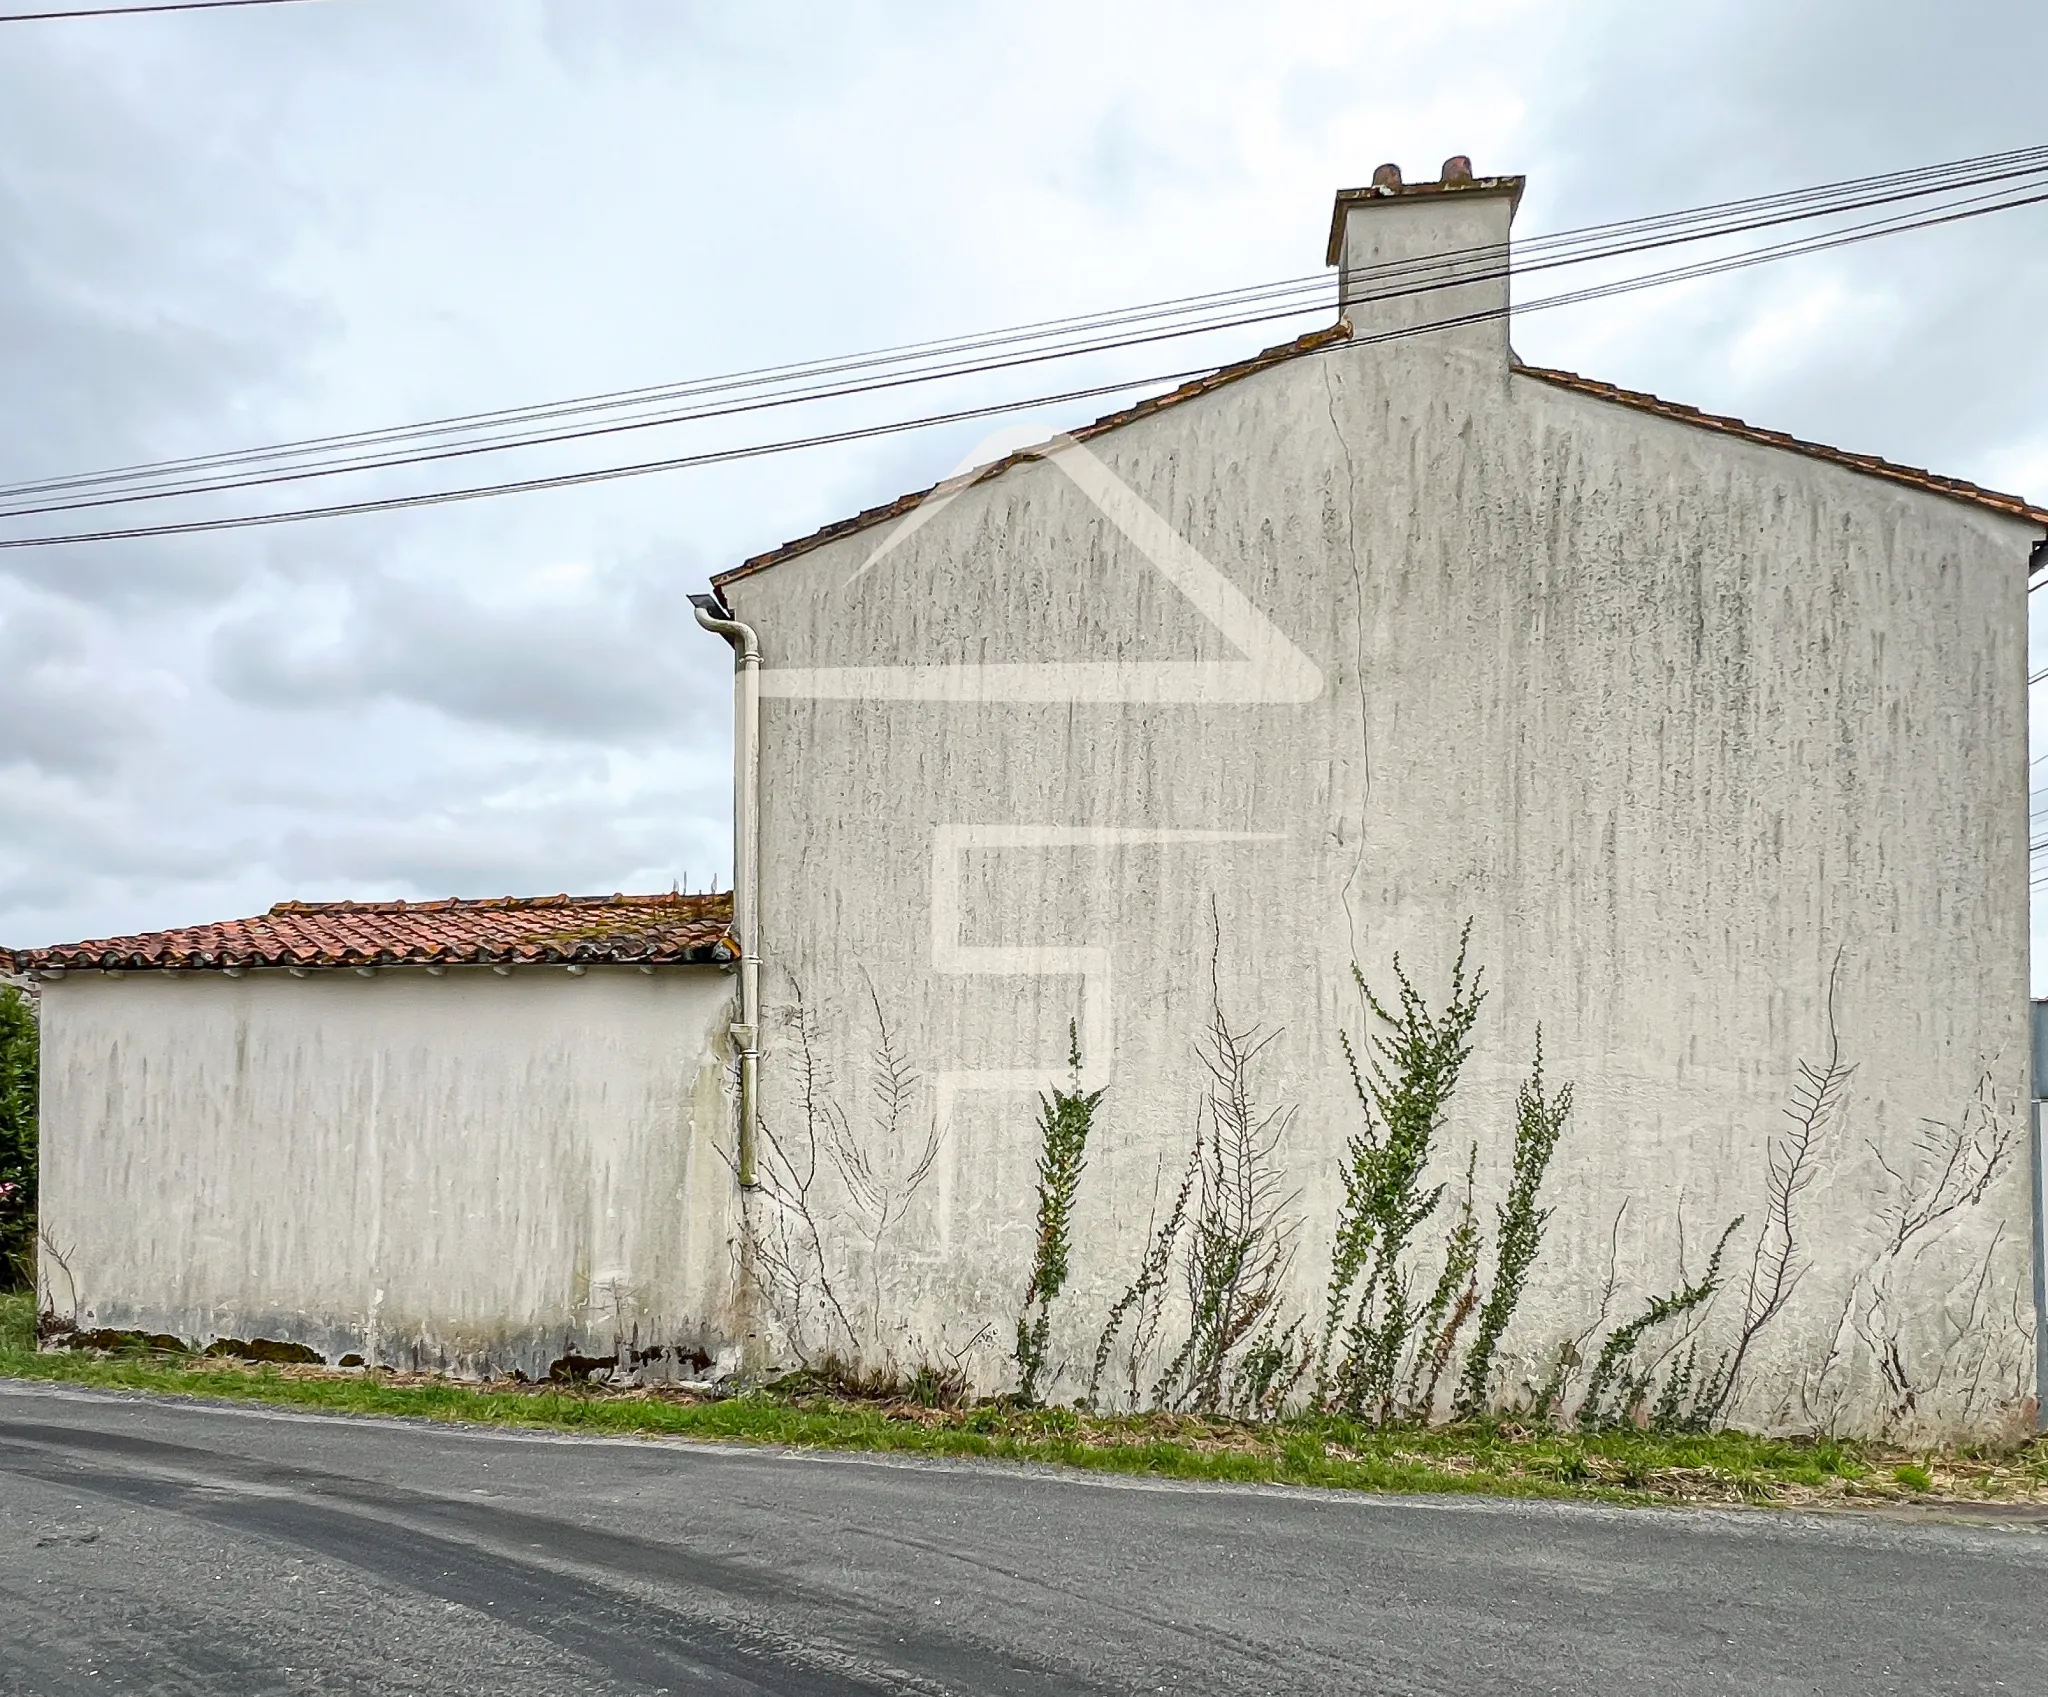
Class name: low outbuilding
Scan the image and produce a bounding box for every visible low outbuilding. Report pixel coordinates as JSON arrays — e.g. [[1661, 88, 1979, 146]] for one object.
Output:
[[9, 892, 739, 1380]]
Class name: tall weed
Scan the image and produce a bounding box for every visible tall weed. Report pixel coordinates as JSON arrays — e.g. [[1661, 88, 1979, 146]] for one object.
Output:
[[1318, 925, 1484, 1419], [1455, 1034, 1571, 1415], [1015, 1024, 1102, 1405]]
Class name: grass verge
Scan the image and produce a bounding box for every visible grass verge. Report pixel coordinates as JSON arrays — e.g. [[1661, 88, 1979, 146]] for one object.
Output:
[[5, 1292, 2043, 1510]]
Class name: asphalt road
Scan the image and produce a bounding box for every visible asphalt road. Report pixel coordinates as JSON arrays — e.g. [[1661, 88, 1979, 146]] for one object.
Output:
[[1, 1382, 2044, 1695]]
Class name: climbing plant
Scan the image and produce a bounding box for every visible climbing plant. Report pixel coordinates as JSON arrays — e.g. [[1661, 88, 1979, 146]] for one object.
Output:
[[1317, 925, 1485, 1419], [1454, 1033, 1571, 1416], [1015, 1023, 1102, 1405]]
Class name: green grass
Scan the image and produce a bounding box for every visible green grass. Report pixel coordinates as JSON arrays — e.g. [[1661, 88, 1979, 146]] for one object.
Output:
[[0, 1292, 2030, 1509]]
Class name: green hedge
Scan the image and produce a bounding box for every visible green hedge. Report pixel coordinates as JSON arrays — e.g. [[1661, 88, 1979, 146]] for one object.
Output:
[[0, 985, 36, 1290]]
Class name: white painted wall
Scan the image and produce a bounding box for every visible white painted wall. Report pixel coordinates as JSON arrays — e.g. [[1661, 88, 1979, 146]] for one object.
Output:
[[719, 224, 2038, 1437], [37, 964, 736, 1378]]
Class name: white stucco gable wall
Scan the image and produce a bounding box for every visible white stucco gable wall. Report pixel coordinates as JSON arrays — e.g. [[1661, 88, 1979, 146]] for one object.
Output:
[[37, 964, 737, 1379], [716, 306, 2037, 1438]]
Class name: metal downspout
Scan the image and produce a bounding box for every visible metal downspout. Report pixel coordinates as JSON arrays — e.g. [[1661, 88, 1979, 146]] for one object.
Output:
[[692, 594, 761, 1189], [2032, 1001, 2048, 1429]]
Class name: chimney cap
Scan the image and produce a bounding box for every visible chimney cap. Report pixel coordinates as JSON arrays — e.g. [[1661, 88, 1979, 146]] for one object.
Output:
[[1324, 161, 1527, 265]]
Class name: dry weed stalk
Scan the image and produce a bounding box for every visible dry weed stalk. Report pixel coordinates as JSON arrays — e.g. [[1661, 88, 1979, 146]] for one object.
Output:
[[1705, 953, 1854, 1422], [1150, 970, 1303, 1414], [742, 976, 942, 1373]]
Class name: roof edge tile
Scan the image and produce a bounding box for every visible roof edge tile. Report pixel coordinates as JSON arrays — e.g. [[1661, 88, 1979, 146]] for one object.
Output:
[[1515, 363, 2048, 531], [712, 320, 1355, 590], [704, 328, 2044, 598], [8, 891, 738, 975]]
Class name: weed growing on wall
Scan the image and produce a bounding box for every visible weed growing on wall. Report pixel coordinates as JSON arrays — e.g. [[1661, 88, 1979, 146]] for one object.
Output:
[[0, 986, 36, 1291], [744, 984, 859, 1365], [1015, 1024, 1102, 1405], [745, 976, 944, 1373], [1149, 987, 1304, 1415], [1318, 925, 1485, 1420], [824, 975, 946, 1349], [1578, 1220, 1740, 1432], [1087, 1161, 1193, 1411], [1799, 1072, 2024, 1436], [1525, 1204, 1626, 1423], [1091, 931, 1302, 1417], [744, 937, 2022, 1437], [1709, 958, 1853, 1422], [1455, 1035, 1572, 1417], [1405, 1147, 1481, 1418]]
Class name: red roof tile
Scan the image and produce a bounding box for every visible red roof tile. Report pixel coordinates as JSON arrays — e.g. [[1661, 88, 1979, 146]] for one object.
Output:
[[1516, 364, 2048, 530], [9, 892, 736, 974]]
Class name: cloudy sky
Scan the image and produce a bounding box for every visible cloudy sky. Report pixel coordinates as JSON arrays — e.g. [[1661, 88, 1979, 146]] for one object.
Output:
[[2, 0, 2044, 959]]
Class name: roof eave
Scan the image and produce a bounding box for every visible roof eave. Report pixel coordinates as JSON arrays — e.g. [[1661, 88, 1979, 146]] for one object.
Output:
[[712, 319, 1355, 591], [1514, 363, 2048, 533]]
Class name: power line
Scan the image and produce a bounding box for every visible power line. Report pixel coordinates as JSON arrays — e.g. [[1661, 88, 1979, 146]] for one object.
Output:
[[0, 299, 1340, 518], [6, 179, 2043, 551], [0, 369, 1203, 547], [8, 143, 2046, 516], [18, 145, 2048, 508], [0, 0, 326, 20], [7, 187, 2044, 548], [7, 161, 2048, 536]]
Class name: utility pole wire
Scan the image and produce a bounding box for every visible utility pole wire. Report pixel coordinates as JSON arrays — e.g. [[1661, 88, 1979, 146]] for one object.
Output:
[[0, 0, 326, 20], [9, 143, 2046, 511], [5, 182, 2044, 552]]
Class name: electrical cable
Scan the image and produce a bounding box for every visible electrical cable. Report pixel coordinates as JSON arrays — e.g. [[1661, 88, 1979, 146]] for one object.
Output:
[[7, 166, 2048, 528], [5, 177, 2043, 551], [7, 143, 2046, 515], [0, 0, 326, 19], [15, 145, 2046, 508]]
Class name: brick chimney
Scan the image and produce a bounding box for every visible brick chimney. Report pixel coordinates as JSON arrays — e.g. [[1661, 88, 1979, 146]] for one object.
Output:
[[1325, 156, 1525, 362]]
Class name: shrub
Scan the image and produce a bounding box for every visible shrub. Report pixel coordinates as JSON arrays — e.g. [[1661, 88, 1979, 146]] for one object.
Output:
[[0, 986, 35, 1291]]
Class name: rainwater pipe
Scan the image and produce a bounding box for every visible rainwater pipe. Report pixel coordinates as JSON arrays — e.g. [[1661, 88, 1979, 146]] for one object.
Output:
[[691, 592, 761, 1189]]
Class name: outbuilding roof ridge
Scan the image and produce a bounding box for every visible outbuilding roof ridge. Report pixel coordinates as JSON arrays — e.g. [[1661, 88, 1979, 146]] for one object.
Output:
[[1515, 363, 2048, 532], [8, 890, 737, 975], [268, 892, 657, 915]]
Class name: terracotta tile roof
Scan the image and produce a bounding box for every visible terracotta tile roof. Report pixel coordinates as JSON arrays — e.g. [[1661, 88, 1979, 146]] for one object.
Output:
[[1516, 364, 2048, 531], [711, 321, 1356, 589], [9, 892, 736, 974]]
